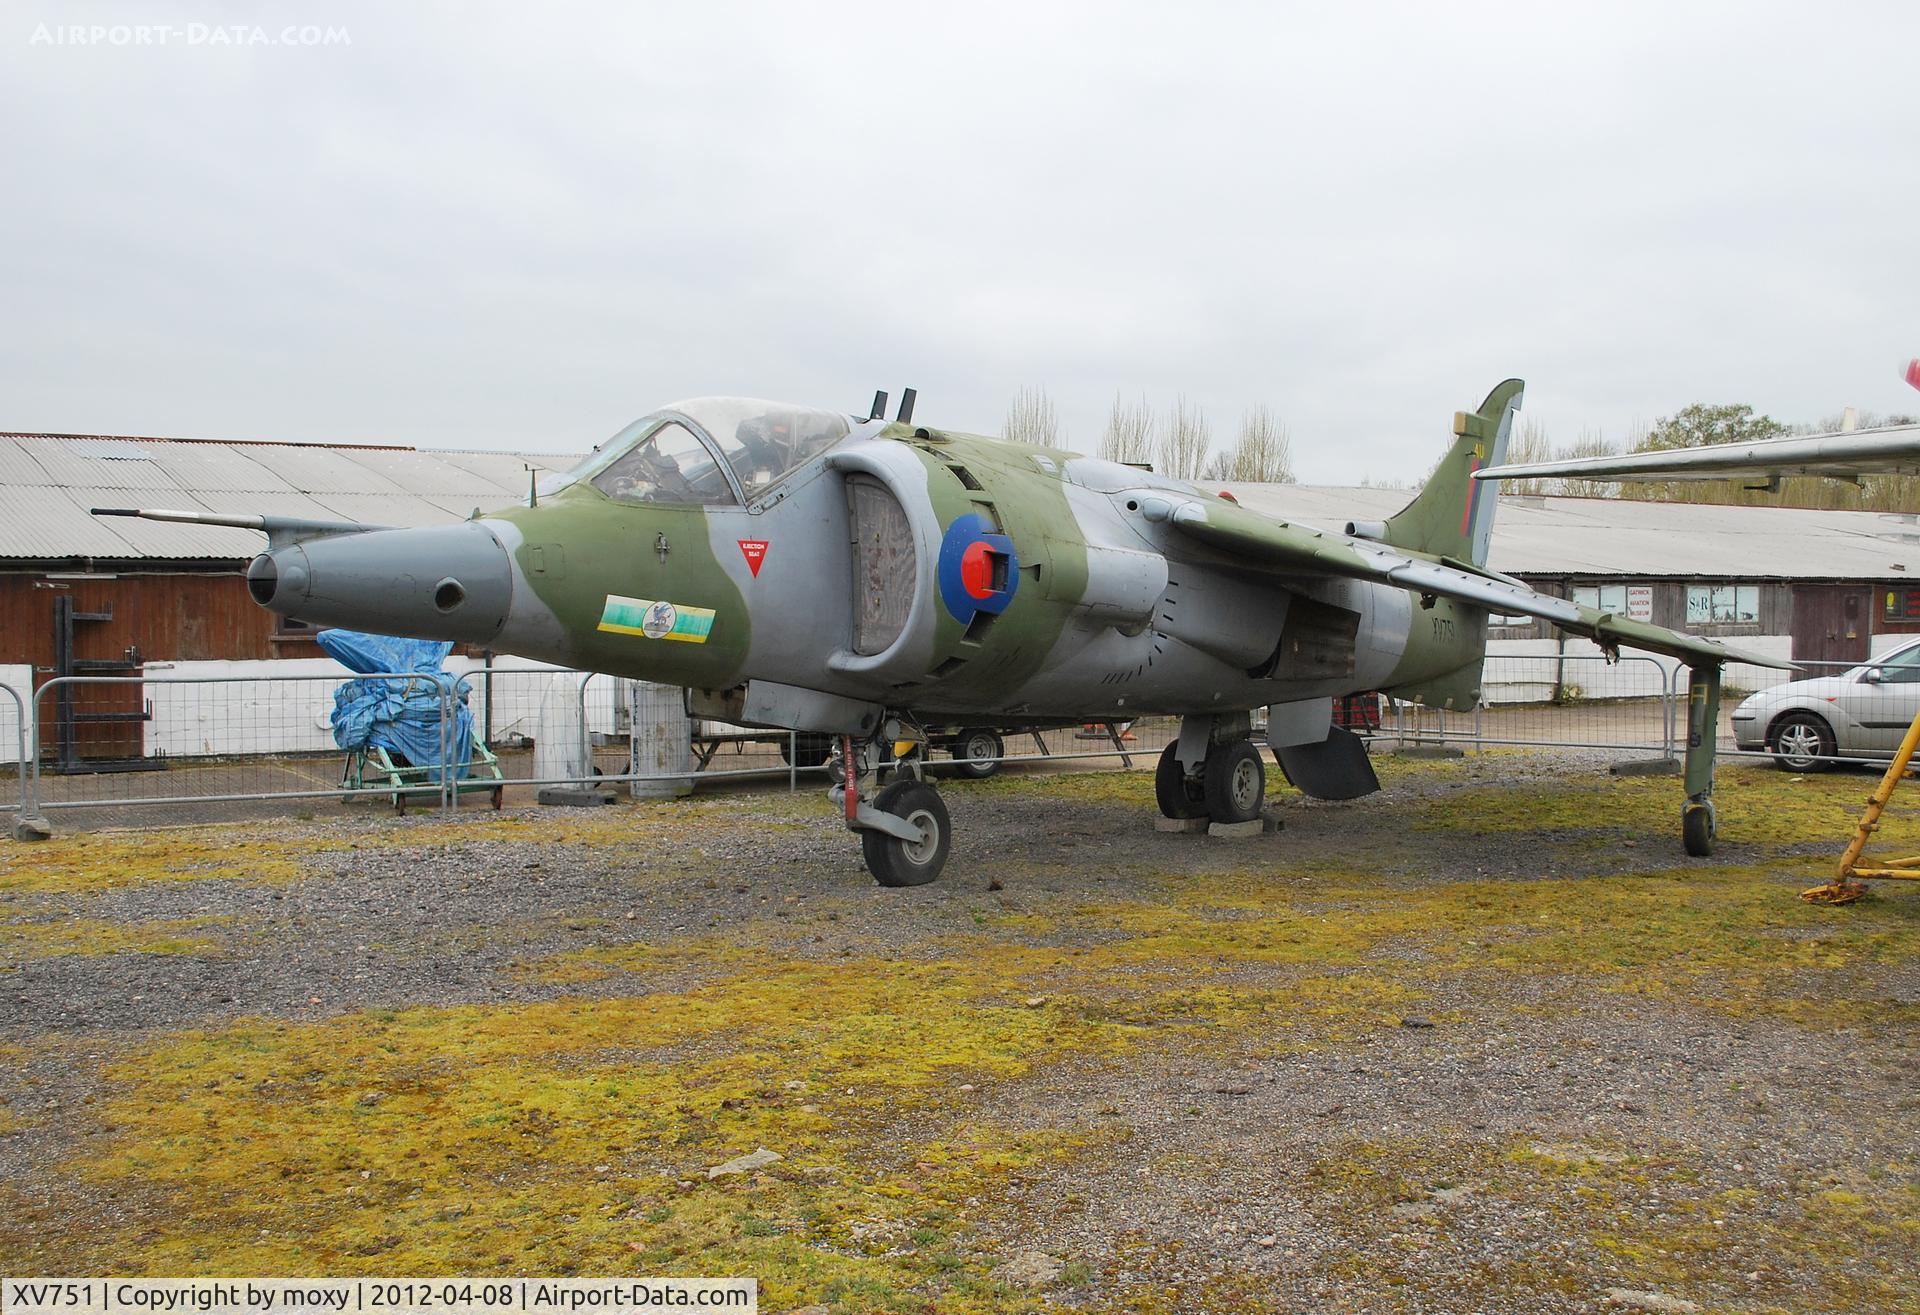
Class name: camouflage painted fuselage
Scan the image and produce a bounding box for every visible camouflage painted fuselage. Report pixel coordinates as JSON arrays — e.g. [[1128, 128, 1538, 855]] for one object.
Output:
[[453, 416, 1485, 729]]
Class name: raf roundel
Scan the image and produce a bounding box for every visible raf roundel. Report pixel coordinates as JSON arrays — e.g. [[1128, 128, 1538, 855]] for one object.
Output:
[[937, 513, 1018, 625]]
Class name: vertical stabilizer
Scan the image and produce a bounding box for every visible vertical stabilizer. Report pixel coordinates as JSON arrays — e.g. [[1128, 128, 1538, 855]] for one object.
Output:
[[1381, 379, 1523, 566]]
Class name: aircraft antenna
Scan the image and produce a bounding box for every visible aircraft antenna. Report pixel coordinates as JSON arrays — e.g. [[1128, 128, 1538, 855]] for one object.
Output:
[[898, 388, 917, 424], [869, 390, 889, 421]]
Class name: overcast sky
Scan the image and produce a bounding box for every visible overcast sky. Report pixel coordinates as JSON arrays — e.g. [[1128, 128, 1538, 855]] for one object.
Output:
[[4, 2, 1915, 483]]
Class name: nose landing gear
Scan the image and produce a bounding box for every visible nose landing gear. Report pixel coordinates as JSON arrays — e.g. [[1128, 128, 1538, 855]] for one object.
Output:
[[831, 729, 954, 886]]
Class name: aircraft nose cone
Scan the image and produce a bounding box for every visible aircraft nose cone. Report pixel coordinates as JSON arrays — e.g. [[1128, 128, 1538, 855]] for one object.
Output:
[[250, 522, 514, 645], [246, 552, 277, 605]]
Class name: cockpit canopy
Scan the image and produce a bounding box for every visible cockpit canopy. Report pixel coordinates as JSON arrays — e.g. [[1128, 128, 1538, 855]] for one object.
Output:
[[570, 397, 853, 506]]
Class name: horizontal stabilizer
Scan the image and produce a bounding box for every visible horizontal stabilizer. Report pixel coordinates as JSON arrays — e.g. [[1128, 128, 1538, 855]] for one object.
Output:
[[1474, 424, 1920, 485]]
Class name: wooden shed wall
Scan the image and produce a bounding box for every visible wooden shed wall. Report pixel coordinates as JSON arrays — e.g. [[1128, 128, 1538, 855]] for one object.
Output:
[[0, 571, 317, 673]]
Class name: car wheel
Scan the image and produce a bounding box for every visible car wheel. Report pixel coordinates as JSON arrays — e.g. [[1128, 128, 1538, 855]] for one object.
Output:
[[951, 728, 1004, 780], [1768, 711, 1836, 772]]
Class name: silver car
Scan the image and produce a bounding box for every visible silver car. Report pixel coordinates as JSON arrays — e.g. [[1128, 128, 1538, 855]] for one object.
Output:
[[1733, 636, 1920, 770]]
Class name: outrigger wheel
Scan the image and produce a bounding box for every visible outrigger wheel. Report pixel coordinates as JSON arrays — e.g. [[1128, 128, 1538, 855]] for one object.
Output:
[[1682, 800, 1715, 857], [1679, 662, 1723, 858]]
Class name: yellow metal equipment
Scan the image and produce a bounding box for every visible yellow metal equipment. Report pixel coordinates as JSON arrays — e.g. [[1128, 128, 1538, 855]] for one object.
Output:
[[1806, 706, 1920, 904]]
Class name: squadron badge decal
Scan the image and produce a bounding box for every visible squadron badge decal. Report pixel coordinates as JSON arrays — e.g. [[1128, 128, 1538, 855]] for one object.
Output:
[[597, 594, 715, 643]]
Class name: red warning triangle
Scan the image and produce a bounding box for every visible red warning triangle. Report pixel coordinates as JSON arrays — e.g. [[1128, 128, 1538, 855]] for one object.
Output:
[[738, 539, 769, 577]]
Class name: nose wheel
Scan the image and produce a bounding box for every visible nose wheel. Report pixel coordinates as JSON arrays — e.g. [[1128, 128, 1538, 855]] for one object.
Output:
[[861, 779, 952, 886], [831, 731, 955, 886]]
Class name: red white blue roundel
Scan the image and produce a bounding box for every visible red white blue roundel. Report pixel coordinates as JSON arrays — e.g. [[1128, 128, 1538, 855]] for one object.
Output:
[[937, 513, 1018, 624]]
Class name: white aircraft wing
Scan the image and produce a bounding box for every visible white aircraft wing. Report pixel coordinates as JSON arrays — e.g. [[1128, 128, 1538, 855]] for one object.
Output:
[[1474, 424, 1920, 485]]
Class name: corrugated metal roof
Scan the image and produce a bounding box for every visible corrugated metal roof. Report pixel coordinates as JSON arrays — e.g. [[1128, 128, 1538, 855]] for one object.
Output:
[[1216, 484, 1920, 580], [6, 426, 1918, 578], [0, 432, 583, 561]]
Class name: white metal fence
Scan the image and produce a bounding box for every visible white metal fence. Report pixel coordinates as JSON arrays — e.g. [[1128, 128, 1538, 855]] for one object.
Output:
[[1, 651, 1908, 828]]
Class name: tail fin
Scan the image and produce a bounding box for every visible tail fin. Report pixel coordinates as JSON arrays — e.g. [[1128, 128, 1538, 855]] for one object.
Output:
[[1380, 378, 1523, 566]]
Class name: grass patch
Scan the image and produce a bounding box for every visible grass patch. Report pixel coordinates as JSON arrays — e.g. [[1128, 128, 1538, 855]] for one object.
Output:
[[0, 915, 229, 962], [1414, 764, 1920, 851]]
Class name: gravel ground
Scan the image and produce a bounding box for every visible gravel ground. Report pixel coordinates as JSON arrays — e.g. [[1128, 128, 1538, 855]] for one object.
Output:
[[0, 751, 1916, 1314]]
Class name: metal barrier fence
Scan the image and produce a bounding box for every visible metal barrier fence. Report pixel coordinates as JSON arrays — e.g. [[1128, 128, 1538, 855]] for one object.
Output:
[[1390, 654, 1679, 756], [6, 649, 1918, 828], [0, 681, 26, 817]]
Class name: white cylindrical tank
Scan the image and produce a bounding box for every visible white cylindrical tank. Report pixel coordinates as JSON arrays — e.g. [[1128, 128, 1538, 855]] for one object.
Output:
[[534, 672, 589, 783]]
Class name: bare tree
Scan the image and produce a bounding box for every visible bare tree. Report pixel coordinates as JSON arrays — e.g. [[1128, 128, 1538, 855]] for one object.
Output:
[[1004, 386, 1061, 448], [1099, 393, 1156, 465], [1499, 417, 1553, 496], [1158, 394, 1211, 481], [1221, 405, 1294, 482], [1554, 430, 1620, 500]]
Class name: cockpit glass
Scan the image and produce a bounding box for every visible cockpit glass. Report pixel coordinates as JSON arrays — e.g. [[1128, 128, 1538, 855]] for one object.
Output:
[[589, 421, 736, 506], [571, 397, 853, 506], [671, 397, 851, 497]]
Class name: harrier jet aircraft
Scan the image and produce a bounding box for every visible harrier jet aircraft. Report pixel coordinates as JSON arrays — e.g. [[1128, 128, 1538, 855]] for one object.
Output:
[[99, 379, 1785, 885]]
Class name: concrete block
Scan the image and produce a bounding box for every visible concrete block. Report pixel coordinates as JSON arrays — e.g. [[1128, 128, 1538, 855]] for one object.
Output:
[[1397, 745, 1466, 760], [1154, 816, 1209, 834], [1262, 811, 1285, 833], [537, 786, 616, 807], [1610, 757, 1681, 777], [1208, 818, 1266, 838], [12, 816, 52, 841]]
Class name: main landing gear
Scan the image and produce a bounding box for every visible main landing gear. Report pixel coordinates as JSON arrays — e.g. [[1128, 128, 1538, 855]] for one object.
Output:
[[1156, 712, 1268, 825], [832, 728, 953, 886]]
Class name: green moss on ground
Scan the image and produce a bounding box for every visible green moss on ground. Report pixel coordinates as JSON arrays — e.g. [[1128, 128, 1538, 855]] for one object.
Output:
[[8, 759, 1918, 1310]]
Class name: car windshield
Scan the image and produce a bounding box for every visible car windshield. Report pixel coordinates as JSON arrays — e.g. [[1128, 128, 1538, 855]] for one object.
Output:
[[569, 397, 852, 505], [1867, 642, 1920, 682]]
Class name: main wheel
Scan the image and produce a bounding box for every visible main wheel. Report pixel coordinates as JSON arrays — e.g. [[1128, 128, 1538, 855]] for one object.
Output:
[[1155, 743, 1208, 819], [1768, 712, 1836, 772], [1203, 738, 1267, 823], [951, 728, 1005, 780], [861, 779, 952, 887], [1682, 800, 1715, 856]]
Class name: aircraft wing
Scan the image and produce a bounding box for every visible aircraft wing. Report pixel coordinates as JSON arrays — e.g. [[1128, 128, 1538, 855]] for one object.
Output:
[[1473, 424, 1920, 485], [1162, 497, 1790, 670]]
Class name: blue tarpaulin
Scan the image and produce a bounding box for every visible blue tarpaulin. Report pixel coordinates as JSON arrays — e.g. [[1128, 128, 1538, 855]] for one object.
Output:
[[315, 629, 474, 780]]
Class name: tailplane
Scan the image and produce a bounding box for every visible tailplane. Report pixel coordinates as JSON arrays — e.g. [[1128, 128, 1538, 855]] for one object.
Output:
[[1378, 379, 1523, 566]]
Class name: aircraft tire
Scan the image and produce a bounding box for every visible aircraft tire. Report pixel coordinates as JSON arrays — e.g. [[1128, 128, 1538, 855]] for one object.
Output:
[[1203, 738, 1266, 823], [1155, 743, 1208, 819], [951, 728, 1005, 780], [1682, 801, 1715, 857], [862, 779, 951, 887]]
